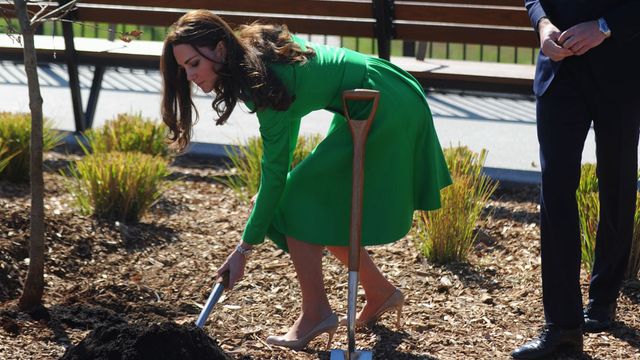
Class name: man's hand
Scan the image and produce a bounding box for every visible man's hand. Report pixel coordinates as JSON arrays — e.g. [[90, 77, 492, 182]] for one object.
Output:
[[538, 18, 574, 62], [558, 20, 607, 56]]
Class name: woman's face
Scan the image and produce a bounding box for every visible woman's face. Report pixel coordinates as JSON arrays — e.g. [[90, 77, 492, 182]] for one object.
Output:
[[172, 42, 225, 93]]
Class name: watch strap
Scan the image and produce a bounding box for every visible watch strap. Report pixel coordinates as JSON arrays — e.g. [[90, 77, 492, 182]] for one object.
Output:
[[235, 244, 253, 256]]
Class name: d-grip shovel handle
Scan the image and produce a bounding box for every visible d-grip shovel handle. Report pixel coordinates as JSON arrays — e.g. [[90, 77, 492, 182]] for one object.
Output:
[[343, 89, 381, 103], [195, 270, 230, 328], [342, 89, 380, 272]]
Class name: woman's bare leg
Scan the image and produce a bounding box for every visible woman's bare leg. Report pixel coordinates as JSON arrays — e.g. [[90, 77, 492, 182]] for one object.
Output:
[[280, 236, 333, 340], [326, 246, 397, 321]]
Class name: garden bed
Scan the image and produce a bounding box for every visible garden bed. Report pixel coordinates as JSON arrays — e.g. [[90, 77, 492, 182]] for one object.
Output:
[[1, 151, 639, 359]]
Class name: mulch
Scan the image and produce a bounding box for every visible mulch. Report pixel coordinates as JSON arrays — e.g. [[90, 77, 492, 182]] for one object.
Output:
[[0, 151, 639, 359]]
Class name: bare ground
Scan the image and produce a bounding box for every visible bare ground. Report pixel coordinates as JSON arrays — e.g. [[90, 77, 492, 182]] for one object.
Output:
[[1, 151, 639, 360]]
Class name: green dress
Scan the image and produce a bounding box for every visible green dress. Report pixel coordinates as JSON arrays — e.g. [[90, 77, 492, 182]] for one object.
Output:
[[241, 36, 451, 251]]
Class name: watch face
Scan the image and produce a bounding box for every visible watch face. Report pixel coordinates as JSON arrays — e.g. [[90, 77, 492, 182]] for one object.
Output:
[[599, 18, 611, 36]]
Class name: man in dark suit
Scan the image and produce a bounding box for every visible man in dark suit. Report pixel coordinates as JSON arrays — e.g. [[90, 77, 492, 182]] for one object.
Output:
[[513, 1, 640, 359]]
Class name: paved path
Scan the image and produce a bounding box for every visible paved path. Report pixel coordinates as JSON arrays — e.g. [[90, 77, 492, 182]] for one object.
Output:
[[0, 60, 623, 184]]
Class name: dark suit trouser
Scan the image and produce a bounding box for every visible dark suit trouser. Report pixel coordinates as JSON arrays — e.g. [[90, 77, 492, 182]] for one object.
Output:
[[537, 58, 640, 328]]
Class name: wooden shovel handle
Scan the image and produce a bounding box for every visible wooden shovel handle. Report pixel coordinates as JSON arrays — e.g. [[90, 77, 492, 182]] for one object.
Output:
[[342, 89, 380, 272], [343, 89, 381, 104]]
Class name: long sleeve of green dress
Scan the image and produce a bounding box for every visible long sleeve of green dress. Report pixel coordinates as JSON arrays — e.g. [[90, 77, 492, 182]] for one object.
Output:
[[241, 107, 301, 245]]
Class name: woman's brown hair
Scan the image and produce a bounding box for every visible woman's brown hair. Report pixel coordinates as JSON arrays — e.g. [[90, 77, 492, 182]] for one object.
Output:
[[161, 10, 315, 152]]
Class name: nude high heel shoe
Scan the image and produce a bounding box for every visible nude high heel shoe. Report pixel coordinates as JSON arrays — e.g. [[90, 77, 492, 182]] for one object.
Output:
[[340, 289, 405, 329], [265, 313, 338, 351]]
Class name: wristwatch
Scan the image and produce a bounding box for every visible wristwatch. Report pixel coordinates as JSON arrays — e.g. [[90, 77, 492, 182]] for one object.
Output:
[[235, 244, 253, 256], [598, 17, 611, 38]]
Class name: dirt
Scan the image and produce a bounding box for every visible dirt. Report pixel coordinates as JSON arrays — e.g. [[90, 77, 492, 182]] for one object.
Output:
[[0, 150, 639, 360], [60, 321, 230, 360]]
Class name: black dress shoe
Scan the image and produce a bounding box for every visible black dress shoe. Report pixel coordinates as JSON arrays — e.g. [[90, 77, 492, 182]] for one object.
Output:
[[584, 300, 616, 333], [511, 325, 583, 359]]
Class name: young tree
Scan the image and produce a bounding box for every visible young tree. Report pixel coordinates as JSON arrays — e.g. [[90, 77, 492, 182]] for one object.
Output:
[[3, 1, 139, 310], [12, 0, 46, 310], [5, 0, 76, 310]]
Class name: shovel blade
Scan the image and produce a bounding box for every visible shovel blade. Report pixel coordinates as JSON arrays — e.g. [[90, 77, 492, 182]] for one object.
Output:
[[329, 349, 373, 360]]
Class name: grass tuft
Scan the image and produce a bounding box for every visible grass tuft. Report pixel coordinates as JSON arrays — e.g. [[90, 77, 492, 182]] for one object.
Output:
[[64, 151, 170, 223], [0, 112, 62, 182], [81, 112, 171, 159], [576, 163, 599, 273], [415, 146, 498, 264], [577, 163, 640, 280], [221, 134, 323, 202]]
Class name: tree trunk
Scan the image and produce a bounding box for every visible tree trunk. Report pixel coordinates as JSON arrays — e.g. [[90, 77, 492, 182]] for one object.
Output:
[[14, 0, 46, 310]]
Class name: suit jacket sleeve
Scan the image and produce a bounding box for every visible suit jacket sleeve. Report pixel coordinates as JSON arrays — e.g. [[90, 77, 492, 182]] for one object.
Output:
[[604, 1, 640, 43], [524, 0, 547, 31]]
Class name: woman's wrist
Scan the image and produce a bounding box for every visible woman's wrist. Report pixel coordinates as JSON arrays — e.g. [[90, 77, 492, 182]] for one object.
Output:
[[235, 242, 254, 256]]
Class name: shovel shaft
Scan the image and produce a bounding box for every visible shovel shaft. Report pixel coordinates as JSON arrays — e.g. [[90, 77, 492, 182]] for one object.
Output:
[[342, 89, 379, 272], [347, 271, 359, 356]]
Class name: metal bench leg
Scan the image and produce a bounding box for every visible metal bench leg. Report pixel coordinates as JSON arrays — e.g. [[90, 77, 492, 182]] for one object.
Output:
[[85, 65, 105, 130], [61, 19, 85, 132]]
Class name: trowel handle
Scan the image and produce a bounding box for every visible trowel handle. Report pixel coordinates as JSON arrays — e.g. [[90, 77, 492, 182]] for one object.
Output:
[[217, 270, 231, 288], [195, 270, 230, 328]]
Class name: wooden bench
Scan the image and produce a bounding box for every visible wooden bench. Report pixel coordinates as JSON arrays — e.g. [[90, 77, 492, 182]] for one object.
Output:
[[0, 0, 381, 131], [389, 0, 537, 93], [0, 0, 537, 132]]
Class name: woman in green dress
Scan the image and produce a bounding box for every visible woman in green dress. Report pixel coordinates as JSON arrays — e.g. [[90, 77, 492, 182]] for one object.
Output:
[[161, 9, 451, 351]]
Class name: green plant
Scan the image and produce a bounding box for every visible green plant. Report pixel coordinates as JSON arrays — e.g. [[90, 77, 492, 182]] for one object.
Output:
[[81, 113, 171, 158], [64, 151, 170, 223], [576, 164, 640, 279], [0, 141, 18, 174], [0, 112, 62, 182], [415, 146, 498, 264], [221, 134, 323, 202], [576, 163, 599, 273], [626, 195, 640, 281]]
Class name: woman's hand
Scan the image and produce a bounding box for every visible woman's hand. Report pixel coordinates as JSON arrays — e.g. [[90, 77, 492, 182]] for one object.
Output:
[[215, 244, 251, 290]]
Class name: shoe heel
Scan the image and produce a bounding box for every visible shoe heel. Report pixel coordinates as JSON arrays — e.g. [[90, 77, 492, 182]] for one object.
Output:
[[325, 327, 337, 350], [395, 304, 403, 330]]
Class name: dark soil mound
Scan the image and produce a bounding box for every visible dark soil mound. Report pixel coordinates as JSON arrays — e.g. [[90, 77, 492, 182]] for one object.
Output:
[[60, 321, 231, 360]]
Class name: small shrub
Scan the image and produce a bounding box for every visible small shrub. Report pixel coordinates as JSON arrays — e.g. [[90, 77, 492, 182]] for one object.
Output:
[[576, 163, 599, 273], [0, 141, 19, 174], [222, 134, 323, 202], [81, 113, 171, 158], [576, 163, 640, 279], [576, 163, 640, 280], [64, 151, 170, 223], [626, 195, 640, 281], [0, 112, 62, 182], [415, 146, 498, 264]]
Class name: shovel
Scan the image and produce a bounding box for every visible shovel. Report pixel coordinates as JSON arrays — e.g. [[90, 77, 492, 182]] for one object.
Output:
[[330, 89, 379, 360], [195, 270, 230, 328]]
